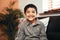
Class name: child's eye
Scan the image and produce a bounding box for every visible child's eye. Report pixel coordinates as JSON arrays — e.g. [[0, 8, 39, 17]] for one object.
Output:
[[32, 11, 35, 13], [27, 11, 30, 13]]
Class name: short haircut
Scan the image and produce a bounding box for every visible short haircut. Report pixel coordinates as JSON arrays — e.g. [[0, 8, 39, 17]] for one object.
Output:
[[24, 4, 37, 13]]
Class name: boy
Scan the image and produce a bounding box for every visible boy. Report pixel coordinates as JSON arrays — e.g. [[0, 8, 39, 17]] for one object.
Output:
[[15, 4, 47, 40]]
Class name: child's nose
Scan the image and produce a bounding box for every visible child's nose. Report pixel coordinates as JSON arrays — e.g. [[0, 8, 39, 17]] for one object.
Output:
[[29, 12, 33, 14]]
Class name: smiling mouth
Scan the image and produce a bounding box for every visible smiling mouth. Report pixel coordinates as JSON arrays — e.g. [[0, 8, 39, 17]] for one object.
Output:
[[28, 16, 35, 17]]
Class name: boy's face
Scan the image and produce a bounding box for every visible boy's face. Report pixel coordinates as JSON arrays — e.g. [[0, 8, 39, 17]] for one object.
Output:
[[24, 7, 37, 21]]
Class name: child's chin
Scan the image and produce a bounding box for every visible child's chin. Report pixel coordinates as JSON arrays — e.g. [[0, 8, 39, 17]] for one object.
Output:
[[28, 19, 34, 21]]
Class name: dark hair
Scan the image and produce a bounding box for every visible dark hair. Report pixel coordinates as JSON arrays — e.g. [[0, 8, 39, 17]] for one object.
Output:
[[24, 4, 37, 13]]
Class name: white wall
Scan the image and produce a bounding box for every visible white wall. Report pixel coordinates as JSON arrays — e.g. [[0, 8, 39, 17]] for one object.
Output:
[[42, 0, 49, 12], [42, 0, 60, 11]]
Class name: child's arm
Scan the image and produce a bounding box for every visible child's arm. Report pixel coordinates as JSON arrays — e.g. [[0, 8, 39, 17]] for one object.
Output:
[[15, 24, 25, 40]]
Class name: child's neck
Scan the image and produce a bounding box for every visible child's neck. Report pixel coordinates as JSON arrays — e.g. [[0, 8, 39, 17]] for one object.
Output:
[[32, 19, 36, 25], [27, 19, 36, 25]]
